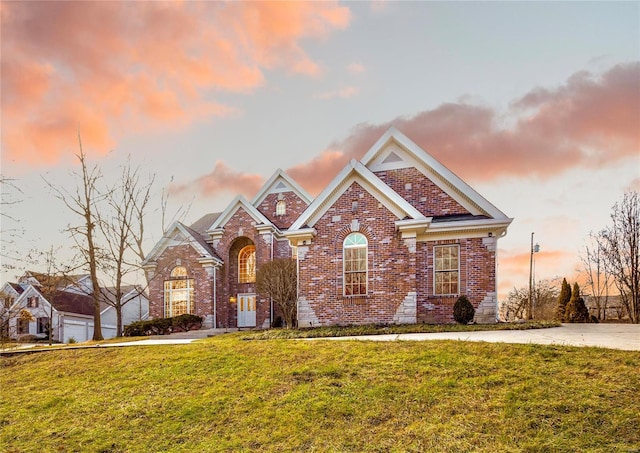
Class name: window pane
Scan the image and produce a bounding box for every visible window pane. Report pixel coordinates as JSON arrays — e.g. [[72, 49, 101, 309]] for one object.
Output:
[[239, 245, 256, 283], [434, 245, 459, 295]]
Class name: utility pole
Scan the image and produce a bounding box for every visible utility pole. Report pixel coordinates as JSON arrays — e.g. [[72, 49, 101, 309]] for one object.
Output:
[[528, 232, 540, 320]]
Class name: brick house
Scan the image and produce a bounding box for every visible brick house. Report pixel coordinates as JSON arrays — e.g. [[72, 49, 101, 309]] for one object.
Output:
[[142, 127, 512, 328]]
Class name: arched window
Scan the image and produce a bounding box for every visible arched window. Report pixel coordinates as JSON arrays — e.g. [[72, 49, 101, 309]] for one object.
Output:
[[164, 266, 194, 317], [343, 232, 368, 296], [238, 245, 256, 283], [276, 200, 286, 216]]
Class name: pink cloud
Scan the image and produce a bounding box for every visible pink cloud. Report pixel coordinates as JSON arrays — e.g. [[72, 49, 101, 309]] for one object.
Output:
[[170, 161, 264, 200], [497, 249, 577, 297], [1, 1, 351, 165], [288, 62, 640, 189]]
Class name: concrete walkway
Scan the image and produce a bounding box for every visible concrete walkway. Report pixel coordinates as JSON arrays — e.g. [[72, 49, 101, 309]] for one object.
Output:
[[307, 324, 640, 351], [2, 325, 638, 356]]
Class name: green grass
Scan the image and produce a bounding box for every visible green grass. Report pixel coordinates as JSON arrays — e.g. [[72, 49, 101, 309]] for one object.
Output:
[[1, 334, 638, 452], [240, 320, 561, 340]]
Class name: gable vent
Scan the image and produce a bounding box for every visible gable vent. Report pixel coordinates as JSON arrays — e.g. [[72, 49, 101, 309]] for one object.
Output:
[[382, 151, 403, 164]]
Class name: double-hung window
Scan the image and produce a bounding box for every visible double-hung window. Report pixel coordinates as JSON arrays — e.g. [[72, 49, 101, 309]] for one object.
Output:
[[434, 245, 459, 295], [343, 233, 368, 296]]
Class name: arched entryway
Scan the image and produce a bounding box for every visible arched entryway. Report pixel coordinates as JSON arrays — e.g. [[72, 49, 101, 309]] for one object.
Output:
[[229, 237, 257, 327]]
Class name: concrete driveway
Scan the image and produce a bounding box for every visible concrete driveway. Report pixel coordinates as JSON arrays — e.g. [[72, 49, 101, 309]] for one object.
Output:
[[309, 324, 640, 351]]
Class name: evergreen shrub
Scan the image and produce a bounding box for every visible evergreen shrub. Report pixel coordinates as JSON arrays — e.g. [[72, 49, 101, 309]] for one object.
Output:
[[453, 295, 475, 324]]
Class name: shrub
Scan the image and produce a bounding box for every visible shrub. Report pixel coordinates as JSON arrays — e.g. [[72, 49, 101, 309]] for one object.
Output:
[[67, 337, 77, 344], [564, 282, 590, 323], [171, 314, 203, 332], [123, 315, 202, 337], [453, 295, 475, 324]]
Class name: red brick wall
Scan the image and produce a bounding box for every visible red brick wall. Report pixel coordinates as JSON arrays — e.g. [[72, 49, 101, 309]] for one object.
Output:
[[298, 182, 416, 325], [211, 208, 292, 328], [416, 237, 496, 323], [375, 167, 470, 217], [148, 244, 214, 320], [257, 191, 309, 230]]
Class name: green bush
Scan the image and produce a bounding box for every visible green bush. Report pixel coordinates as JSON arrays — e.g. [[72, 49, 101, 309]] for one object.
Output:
[[453, 295, 475, 324], [123, 315, 203, 337], [171, 314, 203, 332]]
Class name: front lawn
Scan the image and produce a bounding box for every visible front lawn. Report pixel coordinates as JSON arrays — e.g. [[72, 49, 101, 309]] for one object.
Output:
[[1, 334, 638, 452], [241, 320, 560, 340]]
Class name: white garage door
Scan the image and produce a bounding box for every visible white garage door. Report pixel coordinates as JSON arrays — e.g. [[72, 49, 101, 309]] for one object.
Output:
[[63, 320, 88, 343]]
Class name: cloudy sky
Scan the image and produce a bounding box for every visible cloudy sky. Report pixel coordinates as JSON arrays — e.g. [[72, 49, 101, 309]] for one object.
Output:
[[1, 1, 639, 298]]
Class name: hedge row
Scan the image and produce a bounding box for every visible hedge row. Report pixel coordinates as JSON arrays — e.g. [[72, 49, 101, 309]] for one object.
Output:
[[123, 314, 203, 337]]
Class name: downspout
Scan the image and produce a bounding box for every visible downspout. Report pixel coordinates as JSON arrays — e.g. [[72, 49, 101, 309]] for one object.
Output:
[[270, 232, 274, 327], [213, 266, 217, 329], [296, 245, 300, 327]]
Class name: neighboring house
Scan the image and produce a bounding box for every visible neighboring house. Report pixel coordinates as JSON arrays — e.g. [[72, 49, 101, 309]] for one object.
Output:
[[0, 273, 149, 342], [143, 127, 512, 328], [584, 295, 628, 321]]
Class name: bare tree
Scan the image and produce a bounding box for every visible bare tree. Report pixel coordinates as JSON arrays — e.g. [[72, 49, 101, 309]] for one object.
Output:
[[99, 157, 154, 336], [0, 176, 25, 268], [256, 258, 297, 328], [500, 279, 559, 321], [581, 232, 612, 320], [599, 191, 640, 323], [44, 133, 109, 340]]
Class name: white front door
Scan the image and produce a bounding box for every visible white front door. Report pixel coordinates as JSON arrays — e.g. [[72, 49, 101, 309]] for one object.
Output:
[[237, 294, 256, 328]]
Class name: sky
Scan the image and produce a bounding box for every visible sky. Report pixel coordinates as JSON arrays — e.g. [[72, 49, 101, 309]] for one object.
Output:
[[1, 1, 639, 299]]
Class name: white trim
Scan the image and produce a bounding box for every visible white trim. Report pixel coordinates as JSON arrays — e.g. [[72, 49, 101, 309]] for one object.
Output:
[[251, 169, 313, 206], [289, 159, 426, 231], [433, 244, 460, 296], [361, 126, 510, 220], [416, 218, 512, 241], [207, 195, 275, 232], [343, 232, 368, 297], [142, 221, 222, 267]]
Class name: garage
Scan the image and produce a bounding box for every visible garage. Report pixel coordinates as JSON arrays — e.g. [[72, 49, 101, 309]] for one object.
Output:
[[63, 319, 89, 343]]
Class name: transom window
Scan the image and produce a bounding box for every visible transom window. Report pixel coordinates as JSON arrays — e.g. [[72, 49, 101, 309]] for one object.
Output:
[[164, 266, 194, 317], [276, 200, 286, 216], [238, 245, 256, 283], [343, 232, 368, 296], [434, 245, 459, 295]]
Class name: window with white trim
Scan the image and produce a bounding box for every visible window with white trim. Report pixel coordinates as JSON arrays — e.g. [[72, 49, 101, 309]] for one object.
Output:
[[343, 232, 368, 296], [238, 245, 256, 283], [276, 200, 286, 216], [164, 266, 194, 317], [434, 245, 459, 295]]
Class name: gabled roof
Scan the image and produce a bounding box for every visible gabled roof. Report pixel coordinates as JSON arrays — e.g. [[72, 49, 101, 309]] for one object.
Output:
[[361, 126, 510, 220], [289, 159, 427, 230], [99, 285, 147, 308], [20, 271, 91, 292], [207, 195, 275, 232], [14, 284, 96, 317], [142, 220, 223, 266], [189, 212, 221, 236], [1, 282, 23, 296], [251, 169, 313, 207], [48, 289, 96, 316]]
